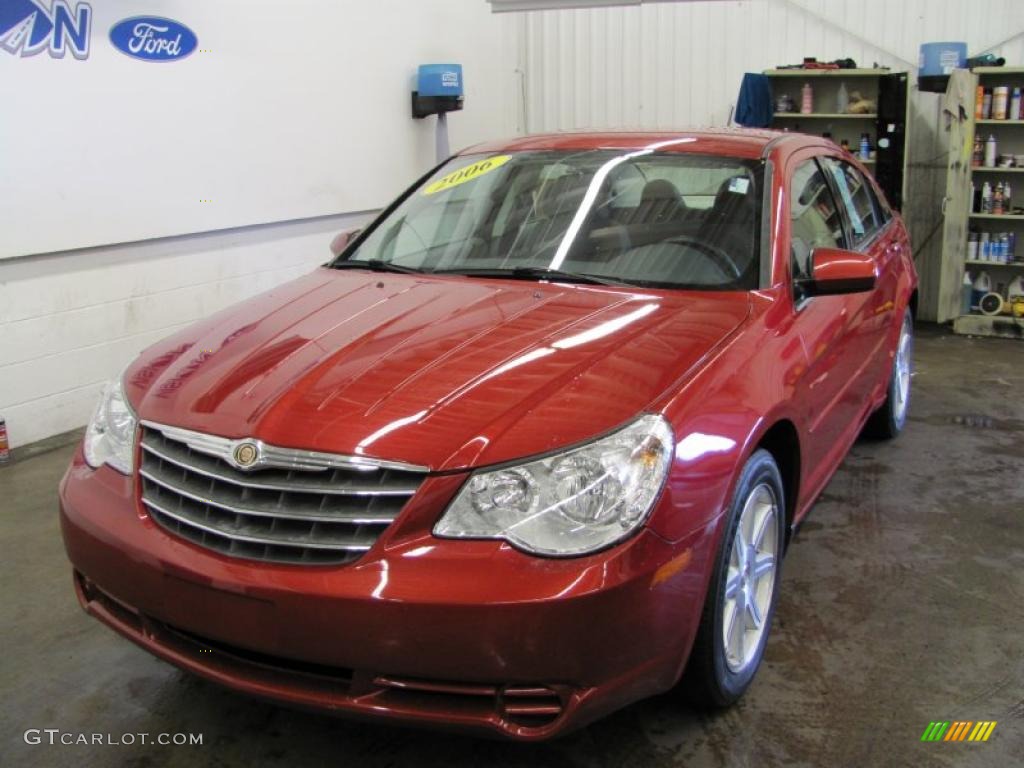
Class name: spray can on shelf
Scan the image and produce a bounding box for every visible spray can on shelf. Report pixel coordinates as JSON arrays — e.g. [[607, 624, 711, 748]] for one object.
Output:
[[993, 182, 1004, 215], [967, 230, 979, 261], [981, 181, 993, 214], [1009, 232, 1017, 262], [993, 86, 1009, 120], [859, 133, 871, 160], [972, 134, 983, 167], [1012, 87, 1022, 121], [0, 418, 9, 464], [984, 134, 998, 167], [1004, 181, 1012, 210], [801, 82, 813, 114], [980, 231, 991, 258], [982, 89, 992, 119], [1001, 234, 1011, 263]]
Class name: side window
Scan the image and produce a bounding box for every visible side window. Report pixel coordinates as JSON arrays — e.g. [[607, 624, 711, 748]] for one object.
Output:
[[823, 158, 883, 248], [789, 159, 845, 287], [866, 179, 892, 226]]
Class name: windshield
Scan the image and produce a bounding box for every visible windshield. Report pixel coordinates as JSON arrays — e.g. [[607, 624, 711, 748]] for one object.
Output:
[[335, 149, 765, 290]]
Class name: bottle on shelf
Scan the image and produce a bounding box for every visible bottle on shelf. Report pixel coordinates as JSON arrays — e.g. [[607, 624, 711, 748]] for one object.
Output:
[[801, 82, 813, 114], [993, 86, 1009, 120], [975, 86, 985, 119], [984, 134, 997, 168], [982, 89, 992, 119], [840, 138, 850, 151], [1012, 87, 1022, 121], [972, 271, 992, 310], [967, 230, 979, 261], [980, 231, 991, 258], [1005, 181, 1012, 211], [993, 182, 1004, 215], [836, 82, 849, 114], [1009, 275, 1024, 298], [971, 134, 983, 167], [859, 133, 870, 160], [981, 181, 993, 213]]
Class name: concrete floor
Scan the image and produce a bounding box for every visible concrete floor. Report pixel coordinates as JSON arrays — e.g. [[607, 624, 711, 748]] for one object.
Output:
[[2, 325, 1022, 767]]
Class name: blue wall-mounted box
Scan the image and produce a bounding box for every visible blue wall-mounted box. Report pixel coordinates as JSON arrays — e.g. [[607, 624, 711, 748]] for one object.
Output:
[[412, 64, 464, 118], [417, 64, 464, 97]]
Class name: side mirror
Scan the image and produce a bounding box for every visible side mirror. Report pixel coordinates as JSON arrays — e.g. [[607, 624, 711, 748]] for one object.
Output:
[[798, 247, 877, 297], [329, 227, 363, 258]]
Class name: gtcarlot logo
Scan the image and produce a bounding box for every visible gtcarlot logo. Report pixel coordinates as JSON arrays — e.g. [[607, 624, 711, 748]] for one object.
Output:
[[24, 729, 203, 746]]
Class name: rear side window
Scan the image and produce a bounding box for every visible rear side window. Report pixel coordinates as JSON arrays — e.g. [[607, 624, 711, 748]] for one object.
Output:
[[823, 158, 884, 249], [789, 159, 845, 283]]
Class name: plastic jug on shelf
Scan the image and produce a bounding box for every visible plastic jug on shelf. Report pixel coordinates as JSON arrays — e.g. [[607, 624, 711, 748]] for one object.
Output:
[[1008, 275, 1024, 299], [972, 271, 992, 309]]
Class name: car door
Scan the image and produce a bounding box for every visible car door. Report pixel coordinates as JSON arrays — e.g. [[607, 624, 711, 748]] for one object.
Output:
[[821, 157, 904, 397], [784, 152, 865, 495]]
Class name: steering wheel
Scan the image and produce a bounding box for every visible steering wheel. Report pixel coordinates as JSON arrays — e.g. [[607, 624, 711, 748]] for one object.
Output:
[[663, 235, 744, 280]]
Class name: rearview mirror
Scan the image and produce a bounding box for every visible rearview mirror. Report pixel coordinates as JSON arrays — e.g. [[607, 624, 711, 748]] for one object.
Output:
[[329, 227, 363, 258], [799, 247, 877, 297]]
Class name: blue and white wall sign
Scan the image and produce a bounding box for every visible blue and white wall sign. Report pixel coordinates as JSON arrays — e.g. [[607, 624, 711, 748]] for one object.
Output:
[[109, 16, 196, 62], [0, 0, 92, 60]]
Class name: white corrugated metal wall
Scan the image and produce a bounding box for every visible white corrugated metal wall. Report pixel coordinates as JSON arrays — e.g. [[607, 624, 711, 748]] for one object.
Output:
[[516, 0, 1024, 132], [509, 0, 1024, 321]]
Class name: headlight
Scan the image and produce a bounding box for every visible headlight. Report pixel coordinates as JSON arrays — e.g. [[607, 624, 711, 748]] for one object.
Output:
[[83, 372, 137, 475], [434, 414, 674, 556]]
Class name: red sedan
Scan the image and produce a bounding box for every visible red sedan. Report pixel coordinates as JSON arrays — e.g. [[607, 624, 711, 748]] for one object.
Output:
[[60, 129, 916, 739]]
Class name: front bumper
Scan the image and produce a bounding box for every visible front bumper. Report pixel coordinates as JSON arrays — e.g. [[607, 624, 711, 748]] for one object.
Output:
[[59, 448, 716, 739]]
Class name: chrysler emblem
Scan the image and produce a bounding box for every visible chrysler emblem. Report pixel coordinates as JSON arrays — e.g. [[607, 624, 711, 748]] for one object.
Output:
[[232, 441, 260, 469]]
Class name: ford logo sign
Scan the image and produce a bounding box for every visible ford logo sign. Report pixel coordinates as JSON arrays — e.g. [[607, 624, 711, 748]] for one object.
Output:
[[109, 16, 197, 62]]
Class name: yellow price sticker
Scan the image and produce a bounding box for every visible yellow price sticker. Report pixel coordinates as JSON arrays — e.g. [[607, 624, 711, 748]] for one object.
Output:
[[422, 155, 511, 195]]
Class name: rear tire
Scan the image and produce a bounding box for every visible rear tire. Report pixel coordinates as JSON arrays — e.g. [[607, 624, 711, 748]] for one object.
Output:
[[683, 449, 785, 707], [864, 308, 913, 440]]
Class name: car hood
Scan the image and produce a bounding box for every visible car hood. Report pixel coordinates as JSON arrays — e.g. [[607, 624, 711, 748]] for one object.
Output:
[[126, 268, 750, 471]]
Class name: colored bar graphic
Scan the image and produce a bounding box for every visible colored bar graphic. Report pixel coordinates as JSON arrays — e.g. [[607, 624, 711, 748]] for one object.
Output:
[[922, 721, 996, 742]]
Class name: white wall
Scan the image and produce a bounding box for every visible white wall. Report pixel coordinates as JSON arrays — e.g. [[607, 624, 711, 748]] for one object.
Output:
[[0, 1, 520, 448], [0, 0, 522, 259], [519, 0, 1024, 131], [0, 214, 372, 447]]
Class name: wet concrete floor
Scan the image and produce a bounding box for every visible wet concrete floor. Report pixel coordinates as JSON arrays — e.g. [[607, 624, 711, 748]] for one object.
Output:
[[2, 325, 1022, 767]]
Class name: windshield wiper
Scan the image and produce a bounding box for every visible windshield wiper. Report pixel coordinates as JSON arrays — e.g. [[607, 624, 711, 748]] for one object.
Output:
[[433, 266, 631, 287], [331, 259, 422, 275]]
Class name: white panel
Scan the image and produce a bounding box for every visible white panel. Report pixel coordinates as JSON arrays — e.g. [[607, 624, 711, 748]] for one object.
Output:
[[0, 0, 518, 259]]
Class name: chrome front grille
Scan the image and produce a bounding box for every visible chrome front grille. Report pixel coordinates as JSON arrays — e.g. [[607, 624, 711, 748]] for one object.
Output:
[[138, 422, 427, 565]]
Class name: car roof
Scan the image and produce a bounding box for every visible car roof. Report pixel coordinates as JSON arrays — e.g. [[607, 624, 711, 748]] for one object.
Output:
[[461, 128, 816, 160]]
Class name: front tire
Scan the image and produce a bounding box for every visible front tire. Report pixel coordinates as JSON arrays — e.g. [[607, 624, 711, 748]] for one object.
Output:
[[684, 449, 785, 707], [864, 308, 913, 439]]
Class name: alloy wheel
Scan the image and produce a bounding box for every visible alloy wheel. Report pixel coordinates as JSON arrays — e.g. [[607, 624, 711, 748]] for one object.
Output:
[[722, 483, 779, 674], [892, 320, 913, 424]]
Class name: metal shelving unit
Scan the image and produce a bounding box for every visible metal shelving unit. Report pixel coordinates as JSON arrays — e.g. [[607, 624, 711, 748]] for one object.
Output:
[[951, 67, 1024, 340], [763, 68, 908, 210]]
